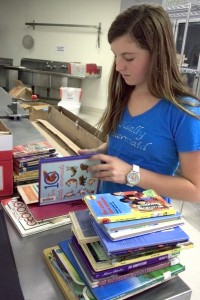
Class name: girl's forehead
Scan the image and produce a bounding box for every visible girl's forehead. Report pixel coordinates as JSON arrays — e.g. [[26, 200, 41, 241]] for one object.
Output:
[[111, 35, 141, 53]]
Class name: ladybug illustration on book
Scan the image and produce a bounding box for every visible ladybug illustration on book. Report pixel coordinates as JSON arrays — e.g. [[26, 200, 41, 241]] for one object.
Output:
[[43, 170, 59, 184]]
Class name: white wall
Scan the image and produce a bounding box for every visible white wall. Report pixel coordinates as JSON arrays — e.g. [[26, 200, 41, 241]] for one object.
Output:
[[0, 0, 121, 110]]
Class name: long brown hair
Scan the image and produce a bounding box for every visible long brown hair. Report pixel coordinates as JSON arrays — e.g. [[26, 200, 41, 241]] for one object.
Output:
[[97, 4, 200, 139]]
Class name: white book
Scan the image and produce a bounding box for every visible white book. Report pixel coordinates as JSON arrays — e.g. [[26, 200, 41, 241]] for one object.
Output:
[[1, 197, 71, 237]]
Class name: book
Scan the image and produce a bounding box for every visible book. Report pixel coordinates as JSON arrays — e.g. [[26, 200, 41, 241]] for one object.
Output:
[[29, 200, 88, 222], [14, 164, 40, 174], [70, 208, 183, 242], [14, 151, 59, 168], [1, 197, 71, 237], [100, 218, 184, 241], [43, 247, 85, 300], [69, 209, 99, 244], [101, 212, 182, 233], [60, 239, 186, 300], [13, 140, 56, 158], [13, 170, 39, 181], [92, 220, 189, 255], [69, 239, 180, 288], [83, 189, 177, 223], [17, 183, 39, 204], [60, 237, 191, 273], [38, 154, 100, 206]]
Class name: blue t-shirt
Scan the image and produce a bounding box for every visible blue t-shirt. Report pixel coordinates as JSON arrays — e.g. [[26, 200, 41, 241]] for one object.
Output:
[[101, 98, 200, 198]]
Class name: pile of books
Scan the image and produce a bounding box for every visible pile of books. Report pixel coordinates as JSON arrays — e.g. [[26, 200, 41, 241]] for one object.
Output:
[[43, 189, 193, 300], [13, 140, 58, 189]]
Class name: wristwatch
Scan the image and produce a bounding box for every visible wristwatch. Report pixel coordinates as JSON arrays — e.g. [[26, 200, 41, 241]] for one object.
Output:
[[126, 164, 140, 187]]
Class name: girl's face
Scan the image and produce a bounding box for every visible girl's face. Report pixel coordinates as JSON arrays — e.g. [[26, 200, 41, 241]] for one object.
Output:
[[111, 34, 151, 87]]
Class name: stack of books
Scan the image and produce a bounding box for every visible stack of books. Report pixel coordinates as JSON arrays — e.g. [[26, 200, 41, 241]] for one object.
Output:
[[43, 189, 193, 300], [12, 140, 58, 189]]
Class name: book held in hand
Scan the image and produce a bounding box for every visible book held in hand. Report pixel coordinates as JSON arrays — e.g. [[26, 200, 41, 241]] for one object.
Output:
[[38, 154, 100, 206], [83, 189, 176, 223]]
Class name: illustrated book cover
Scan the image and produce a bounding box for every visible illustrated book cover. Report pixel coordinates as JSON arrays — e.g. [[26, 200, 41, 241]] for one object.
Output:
[[92, 220, 189, 255], [17, 182, 39, 204], [38, 154, 100, 206], [69, 238, 180, 288], [83, 189, 177, 223], [13, 140, 56, 158], [1, 197, 71, 237], [59, 239, 185, 300]]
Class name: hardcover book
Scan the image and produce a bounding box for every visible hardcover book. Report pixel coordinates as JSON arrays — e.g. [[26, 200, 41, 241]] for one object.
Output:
[[14, 164, 40, 175], [83, 189, 177, 223], [14, 151, 59, 168], [38, 154, 100, 206], [92, 221, 189, 255], [1, 197, 71, 237], [13, 140, 56, 158], [59, 239, 185, 300]]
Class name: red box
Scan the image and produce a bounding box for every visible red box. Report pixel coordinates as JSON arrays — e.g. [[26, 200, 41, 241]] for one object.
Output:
[[0, 121, 13, 197]]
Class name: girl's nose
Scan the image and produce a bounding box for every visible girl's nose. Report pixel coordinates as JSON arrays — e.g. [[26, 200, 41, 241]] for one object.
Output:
[[115, 58, 126, 72]]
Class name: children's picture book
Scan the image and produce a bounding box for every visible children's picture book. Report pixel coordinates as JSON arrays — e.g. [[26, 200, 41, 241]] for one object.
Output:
[[17, 183, 39, 204], [59, 239, 185, 300], [92, 220, 189, 255], [69, 209, 99, 244], [13, 140, 56, 158], [83, 189, 177, 223], [38, 154, 100, 206], [1, 197, 71, 237], [101, 212, 182, 233], [43, 246, 86, 300], [69, 239, 180, 288]]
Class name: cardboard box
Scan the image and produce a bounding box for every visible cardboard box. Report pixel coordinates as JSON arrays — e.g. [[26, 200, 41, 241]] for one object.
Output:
[[20, 102, 50, 121], [46, 106, 106, 150], [0, 121, 13, 197], [9, 80, 32, 100]]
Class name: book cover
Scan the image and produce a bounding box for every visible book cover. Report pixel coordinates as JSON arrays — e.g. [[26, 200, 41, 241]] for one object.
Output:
[[101, 212, 182, 233], [1, 197, 71, 237], [29, 200, 87, 222], [60, 237, 184, 274], [17, 182, 39, 204], [69, 209, 99, 244], [60, 239, 185, 300], [69, 239, 180, 288], [92, 221, 189, 255], [43, 247, 85, 300], [13, 140, 56, 158], [38, 154, 100, 206], [83, 189, 177, 223]]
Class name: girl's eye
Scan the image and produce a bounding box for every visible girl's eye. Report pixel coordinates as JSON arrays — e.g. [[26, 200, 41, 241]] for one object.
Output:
[[125, 58, 134, 61]]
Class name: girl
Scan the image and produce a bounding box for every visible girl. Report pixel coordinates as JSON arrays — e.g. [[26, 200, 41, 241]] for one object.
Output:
[[79, 4, 200, 203]]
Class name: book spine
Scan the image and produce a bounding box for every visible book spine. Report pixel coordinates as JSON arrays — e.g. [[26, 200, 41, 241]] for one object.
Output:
[[95, 259, 176, 287], [14, 164, 39, 174]]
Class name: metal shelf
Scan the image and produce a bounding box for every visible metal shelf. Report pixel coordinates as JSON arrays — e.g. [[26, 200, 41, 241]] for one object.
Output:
[[25, 20, 101, 48]]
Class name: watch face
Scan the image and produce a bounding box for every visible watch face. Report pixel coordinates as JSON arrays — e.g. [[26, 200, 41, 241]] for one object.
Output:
[[127, 172, 140, 185]]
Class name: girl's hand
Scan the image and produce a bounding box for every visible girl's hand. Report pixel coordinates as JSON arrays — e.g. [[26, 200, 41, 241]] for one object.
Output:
[[88, 153, 132, 184]]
